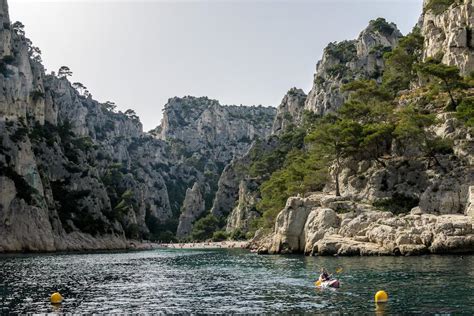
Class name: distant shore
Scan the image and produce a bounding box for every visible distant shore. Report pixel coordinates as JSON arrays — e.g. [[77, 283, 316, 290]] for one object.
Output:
[[155, 241, 249, 250], [0, 240, 249, 254]]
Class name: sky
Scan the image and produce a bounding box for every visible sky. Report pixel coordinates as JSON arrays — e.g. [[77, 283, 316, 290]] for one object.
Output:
[[8, 0, 423, 131]]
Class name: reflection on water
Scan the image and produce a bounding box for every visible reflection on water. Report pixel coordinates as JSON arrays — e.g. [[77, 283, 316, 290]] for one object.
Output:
[[0, 249, 473, 314]]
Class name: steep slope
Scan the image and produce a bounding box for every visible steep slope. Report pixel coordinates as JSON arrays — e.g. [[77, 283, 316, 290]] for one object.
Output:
[[155, 96, 275, 164], [421, 0, 474, 75], [213, 19, 403, 236], [305, 18, 402, 115], [152, 97, 275, 238], [271, 88, 307, 134], [0, 0, 276, 251], [247, 3, 474, 255]]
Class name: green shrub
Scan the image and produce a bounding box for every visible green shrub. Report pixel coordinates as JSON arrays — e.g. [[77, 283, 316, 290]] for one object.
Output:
[[325, 41, 357, 63], [0, 59, 14, 77], [456, 98, 474, 131], [212, 230, 228, 242], [145, 215, 178, 242], [257, 149, 328, 228], [125, 223, 140, 239], [229, 228, 246, 241], [326, 64, 350, 78], [373, 193, 419, 215], [382, 28, 424, 94], [370, 18, 396, 36], [30, 90, 45, 102], [72, 136, 94, 152], [10, 126, 29, 143], [190, 214, 222, 241], [424, 0, 456, 14], [29, 122, 57, 146]]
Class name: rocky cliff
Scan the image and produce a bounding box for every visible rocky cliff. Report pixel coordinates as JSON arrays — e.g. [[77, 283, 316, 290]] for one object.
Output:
[[176, 182, 205, 238], [271, 88, 307, 134], [0, 0, 276, 251], [154, 97, 275, 238], [0, 0, 173, 251], [305, 18, 402, 115], [213, 18, 404, 234], [155, 96, 275, 164], [245, 4, 474, 255], [250, 193, 473, 256], [421, 0, 474, 75]]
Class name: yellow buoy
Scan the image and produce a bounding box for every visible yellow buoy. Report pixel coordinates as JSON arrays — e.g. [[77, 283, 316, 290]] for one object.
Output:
[[374, 290, 388, 303], [50, 292, 63, 304]]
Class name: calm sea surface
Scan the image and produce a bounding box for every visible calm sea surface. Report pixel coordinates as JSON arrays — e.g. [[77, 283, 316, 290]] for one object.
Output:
[[0, 249, 472, 314]]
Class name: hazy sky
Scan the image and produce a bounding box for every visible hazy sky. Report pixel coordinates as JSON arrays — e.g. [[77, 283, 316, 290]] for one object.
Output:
[[9, 0, 423, 131]]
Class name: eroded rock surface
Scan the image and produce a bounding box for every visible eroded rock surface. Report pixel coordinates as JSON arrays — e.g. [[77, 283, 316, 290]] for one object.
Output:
[[421, 0, 474, 75], [250, 194, 474, 256], [0, 0, 276, 251], [176, 182, 206, 238], [305, 18, 402, 115]]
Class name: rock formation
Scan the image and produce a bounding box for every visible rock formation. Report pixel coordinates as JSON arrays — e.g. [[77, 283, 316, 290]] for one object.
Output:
[[250, 193, 473, 256], [154, 97, 275, 238], [210, 136, 280, 219], [421, 0, 474, 75], [0, 0, 276, 251], [225, 179, 260, 234], [155, 96, 275, 164], [305, 18, 402, 115], [176, 182, 205, 238], [247, 4, 474, 256], [271, 88, 307, 134]]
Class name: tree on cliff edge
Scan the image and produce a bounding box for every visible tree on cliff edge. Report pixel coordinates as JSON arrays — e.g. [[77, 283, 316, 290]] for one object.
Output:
[[12, 21, 25, 36], [58, 66, 73, 78], [306, 115, 363, 196], [416, 59, 463, 110]]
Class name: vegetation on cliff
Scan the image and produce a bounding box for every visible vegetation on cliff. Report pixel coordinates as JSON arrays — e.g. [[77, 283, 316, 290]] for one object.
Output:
[[248, 28, 473, 231]]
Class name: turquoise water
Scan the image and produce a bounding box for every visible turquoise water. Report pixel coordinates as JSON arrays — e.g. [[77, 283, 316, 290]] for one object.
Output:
[[0, 249, 473, 314]]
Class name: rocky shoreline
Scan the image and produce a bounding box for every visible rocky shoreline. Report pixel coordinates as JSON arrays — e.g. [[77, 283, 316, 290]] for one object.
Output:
[[249, 191, 474, 256], [0, 240, 249, 254], [0, 233, 161, 253]]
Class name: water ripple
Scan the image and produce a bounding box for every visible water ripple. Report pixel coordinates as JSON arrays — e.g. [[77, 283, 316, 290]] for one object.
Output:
[[0, 250, 473, 314]]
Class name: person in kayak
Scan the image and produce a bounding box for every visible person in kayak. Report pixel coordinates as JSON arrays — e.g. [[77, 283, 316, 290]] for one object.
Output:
[[319, 268, 332, 282]]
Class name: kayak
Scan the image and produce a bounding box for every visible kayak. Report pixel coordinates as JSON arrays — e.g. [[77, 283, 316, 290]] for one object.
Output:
[[315, 279, 340, 288]]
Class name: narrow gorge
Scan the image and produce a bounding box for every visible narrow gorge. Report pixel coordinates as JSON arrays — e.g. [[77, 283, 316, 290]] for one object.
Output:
[[0, 0, 473, 256]]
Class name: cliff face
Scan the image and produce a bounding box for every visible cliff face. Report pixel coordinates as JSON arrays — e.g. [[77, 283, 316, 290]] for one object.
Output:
[[225, 179, 260, 234], [214, 18, 404, 232], [250, 193, 473, 256], [271, 88, 307, 134], [0, 0, 175, 251], [156, 96, 275, 164], [153, 97, 275, 238], [421, 0, 474, 75], [305, 18, 402, 115], [0, 0, 276, 251], [176, 182, 205, 238], [241, 6, 473, 255]]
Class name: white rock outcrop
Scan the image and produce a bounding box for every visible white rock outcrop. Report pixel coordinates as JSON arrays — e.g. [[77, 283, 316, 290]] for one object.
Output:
[[422, 0, 474, 75], [0, 0, 276, 252], [226, 179, 260, 234], [305, 18, 402, 115], [271, 88, 307, 134], [176, 182, 206, 238], [250, 194, 474, 256]]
